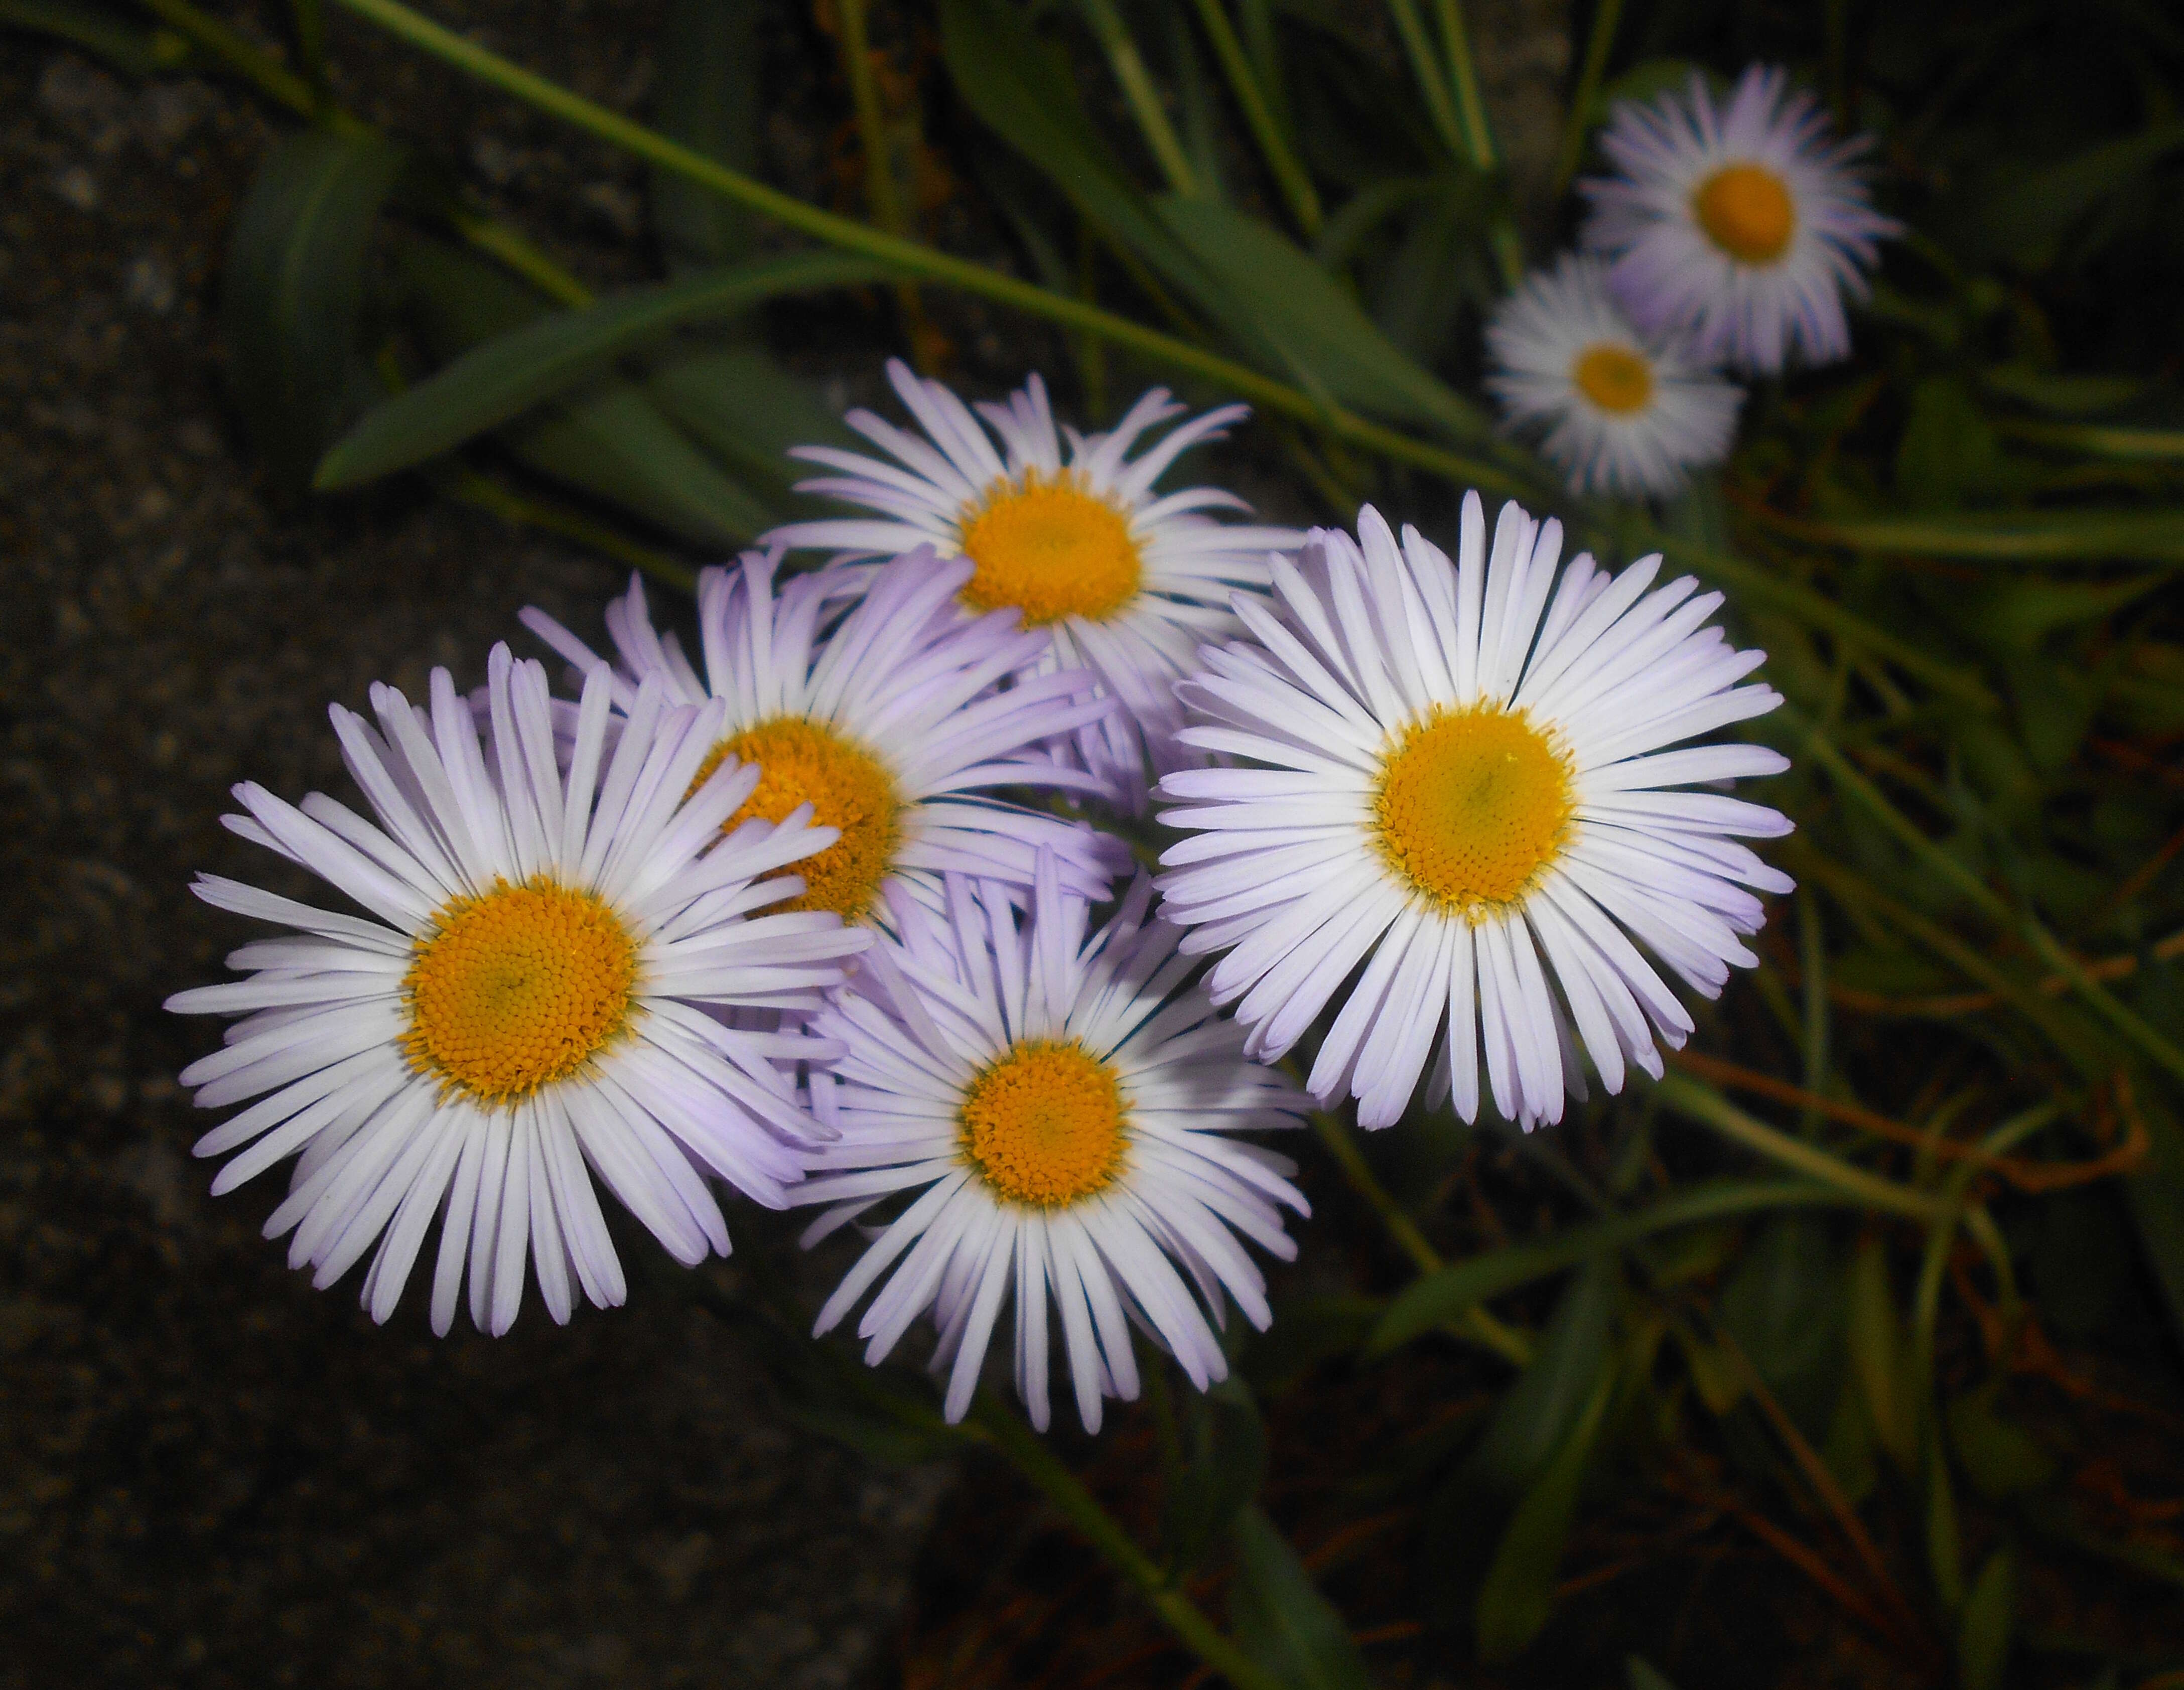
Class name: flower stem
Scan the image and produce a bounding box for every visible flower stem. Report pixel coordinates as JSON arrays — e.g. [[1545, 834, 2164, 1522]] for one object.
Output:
[[965, 1392, 1290, 1690], [1653, 1074, 1942, 1223]]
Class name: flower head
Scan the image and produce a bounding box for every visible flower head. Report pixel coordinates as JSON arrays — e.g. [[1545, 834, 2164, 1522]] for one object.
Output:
[[168, 647, 868, 1334], [1579, 65, 1896, 373], [524, 545, 1126, 925], [1486, 254, 1743, 498], [768, 360, 1302, 810], [1156, 499, 1793, 1131], [795, 857, 1309, 1432]]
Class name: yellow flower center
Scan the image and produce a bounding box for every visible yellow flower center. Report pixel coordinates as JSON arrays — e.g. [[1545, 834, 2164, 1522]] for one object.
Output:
[[958, 471, 1143, 626], [1693, 163, 1796, 264], [959, 1039, 1128, 1207], [1373, 704, 1576, 916], [690, 716, 901, 922], [403, 878, 637, 1102], [1571, 343, 1655, 415]]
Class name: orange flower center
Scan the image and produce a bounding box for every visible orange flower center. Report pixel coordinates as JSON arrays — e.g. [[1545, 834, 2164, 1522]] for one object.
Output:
[[1571, 343, 1655, 415], [960, 1039, 1128, 1206], [959, 472, 1143, 626], [1373, 703, 1575, 916], [1693, 163, 1796, 264], [689, 717, 901, 923]]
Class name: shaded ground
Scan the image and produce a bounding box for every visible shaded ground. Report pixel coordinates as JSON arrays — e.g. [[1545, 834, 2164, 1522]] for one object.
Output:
[[0, 18, 950, 1688]]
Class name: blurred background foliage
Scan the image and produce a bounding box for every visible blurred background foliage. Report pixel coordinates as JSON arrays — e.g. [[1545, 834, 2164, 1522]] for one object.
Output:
[[8, 0, 2184, 1684]]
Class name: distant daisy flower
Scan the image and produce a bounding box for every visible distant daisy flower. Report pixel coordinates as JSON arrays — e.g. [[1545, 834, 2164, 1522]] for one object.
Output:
[[795, 858, 1309, 1432], [768, 359, 1302, 809], [1486, 254, 1742, 498], [524, 545, 1124, 926], [1156, 499, 1793, 1132], [168, 647, 867, 1334], [1579, 64, 1897, 373]]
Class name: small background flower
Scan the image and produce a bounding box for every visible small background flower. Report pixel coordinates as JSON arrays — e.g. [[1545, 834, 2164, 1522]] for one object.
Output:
[[1579, 64, 1897, 372], [1486, 252, 1743, 497]]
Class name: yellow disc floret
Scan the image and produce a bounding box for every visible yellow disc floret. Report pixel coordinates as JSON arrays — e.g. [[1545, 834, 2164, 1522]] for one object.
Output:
[[690, 716, 901, 922], [1374, 704, 1576, 916], [959, 471, 1143, 626], [1693, 163, 1796, 264], [960, 1039, 1128, 1207], [403, 878, 637, 1102], [1571, 343, 1656, 415]]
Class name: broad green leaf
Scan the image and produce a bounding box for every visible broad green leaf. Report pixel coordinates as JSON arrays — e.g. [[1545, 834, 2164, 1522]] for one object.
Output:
[[1846, 1235, 1917, 1474], [651, 0, 760, 271], [1162, 1377, 1267, 1574], [1626, 1658, 1683, 1690], [1979, 365, 2145, 415], [2124, 1091, 2184, 1348], [1974, 120, 2184, 272], [0, 0, 189, 74], [643, 340, 858, 497], [1372, 1179, 1841, 1356], [508, 379, 777, 545], [1474, 1367, 1614, 1662], [1228, 1504, 1375, 1690], [221, 128, 407, 495], [1958, 1544, 2016, 1690], [1894, 376, 2006, 509], [1946, 1391, 2057, 1501], [316, 250, 889, 488], [938, 0, 1209, 291], [1466, 1260, 1616, 1492], [392, 228, 550, 352], [1152, 194, 1487, 438], [1719, 1215, 1845, 1441]]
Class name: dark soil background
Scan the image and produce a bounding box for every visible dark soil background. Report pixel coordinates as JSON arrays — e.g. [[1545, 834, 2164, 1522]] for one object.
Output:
[[0, 9, 961, 1685]]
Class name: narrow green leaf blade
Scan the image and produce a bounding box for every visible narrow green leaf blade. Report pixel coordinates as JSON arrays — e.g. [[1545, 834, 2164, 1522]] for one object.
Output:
[[651, 0, 760, 270], [1228, 1504, 1375, 1690], [1474, 1367, 1615, 1662], [0, 0, 189, 74], [316, 249, 889, 489], [221, 128, 407, 495], [1957, 1544, 2016, 1690]]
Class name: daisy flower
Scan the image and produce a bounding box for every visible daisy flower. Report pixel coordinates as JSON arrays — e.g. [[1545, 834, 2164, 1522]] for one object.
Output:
[[767, 359, 1303, 809], [794, 857, 1310, 1432], [1155, 499, 1793, 1132], [1485, 253, 1743, 498], [523, 544, 1125, 927], [167, 647, 869, 1334], [1579, 64, 1897, 373]]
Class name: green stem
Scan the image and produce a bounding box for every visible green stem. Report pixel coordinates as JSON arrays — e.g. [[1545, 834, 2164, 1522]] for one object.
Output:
[[1799, 887, 1830, 1138], [834, 0, 928, 357], [1309, 1111, 1533, 1365], [966, 1392, 1290, 1690], [1654, 1074, 1942, 1222], [1188, 0, 1320, 237], [290, 0, 327, 99], [1078, 0, 1201, 199], [1383, 0, 1466, 161], [1550, 0, 1620, 196], [1428, 0, 1523, 287]]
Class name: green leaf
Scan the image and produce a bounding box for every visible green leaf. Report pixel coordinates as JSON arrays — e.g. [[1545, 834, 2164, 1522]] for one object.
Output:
[[1806, 507, 2184, 564], [316, 250, 889, 488], [221, 128, 407, 496], [1979, 365, 2145, 415], [1958, 1544, 2016, 1690], [1974, 120, 2184, 272], [1466, 1260, 1616, 1492], [0, 0, 190, 75], [1719, 1215, 1845, 1441], [1626, 1658, 1683, 1690], [1228, 1504, 1375, 1690], [506, 379, 777, 545], [1372, 1179, 1842, 1356], [1162, 1377, 1267, 1574], [1474, 1366, 1616, 1662], [1946, 1391, 2057, 1501], [938, 0, 1208, 290], [651, 0, 760, 270], [1846, 1235, 1917, 1474], [1894, 376, 2006, 509], [643, 339, 858, 497], [1243, 1293, 1382, 1397], [1152, 194, 1487, 438]]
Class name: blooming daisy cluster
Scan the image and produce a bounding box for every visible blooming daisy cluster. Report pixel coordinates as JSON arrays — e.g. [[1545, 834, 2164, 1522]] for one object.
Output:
[[173, 175, 1799, 1424], [1487, 64, 1897, 498]]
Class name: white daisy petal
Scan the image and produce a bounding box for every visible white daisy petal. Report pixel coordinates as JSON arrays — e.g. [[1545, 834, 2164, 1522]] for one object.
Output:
[[171, 643, 869, 1333], [795, 858, 1308, 1432], [1156, 500, 1791, 1131]]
